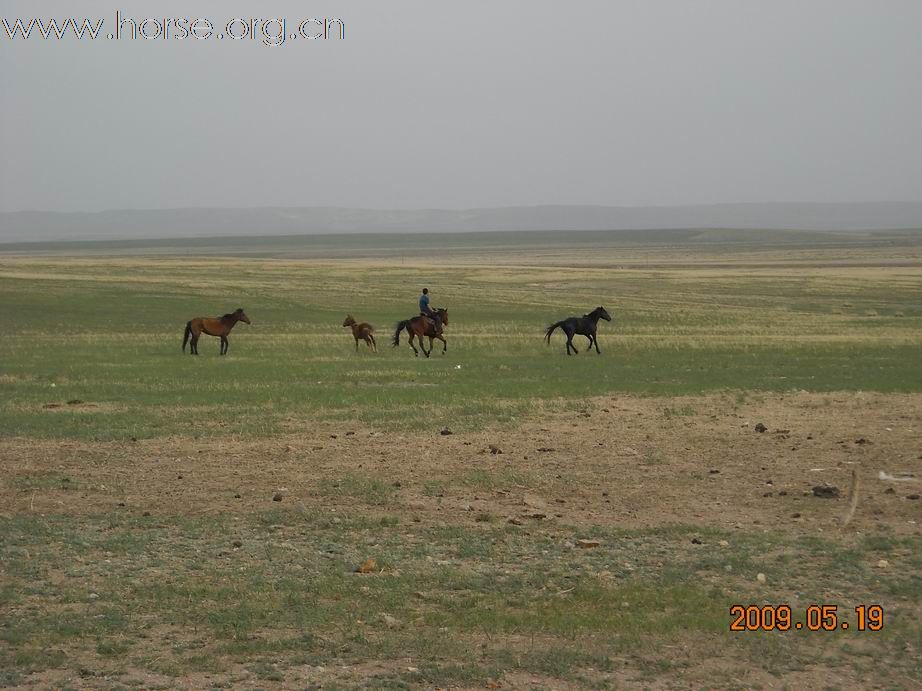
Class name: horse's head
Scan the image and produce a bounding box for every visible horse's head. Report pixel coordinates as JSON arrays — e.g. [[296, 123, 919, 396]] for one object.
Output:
[[342, 315, 356, 327], [235, 308, 251, 325], [593, 306, 612, 321], [436, 308, 448, 326]]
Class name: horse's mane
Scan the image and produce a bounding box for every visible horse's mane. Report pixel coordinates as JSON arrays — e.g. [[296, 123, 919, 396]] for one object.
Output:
[[221, 313, 236, 321]]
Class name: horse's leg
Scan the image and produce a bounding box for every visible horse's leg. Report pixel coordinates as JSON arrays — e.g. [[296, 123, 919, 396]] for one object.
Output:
[[369, 334, 377, 352], [593, 333, 601, 354], [191, 333, 199, 355], [409, 333, 419, 357], [419, 331, 430, 358], [355, 336, 359, 352], [566, 328, 577, 355], [437, 334, 447, 354], [220, 335, 228, 355]]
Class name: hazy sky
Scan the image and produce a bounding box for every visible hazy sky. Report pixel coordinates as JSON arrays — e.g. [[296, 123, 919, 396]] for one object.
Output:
[[2, 1, 921, 212]]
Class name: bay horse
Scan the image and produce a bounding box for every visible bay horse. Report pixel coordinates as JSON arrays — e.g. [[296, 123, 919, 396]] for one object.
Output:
[[392, 308, 448, 358], [343, 315, 377, 352], [544, 306, 611, 355], [182, 308, 251, 356]]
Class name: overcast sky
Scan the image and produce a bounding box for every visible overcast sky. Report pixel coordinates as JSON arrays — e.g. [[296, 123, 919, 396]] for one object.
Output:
[[2, 1, 921, 213]]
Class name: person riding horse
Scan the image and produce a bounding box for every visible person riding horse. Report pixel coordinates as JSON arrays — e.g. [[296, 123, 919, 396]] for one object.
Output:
[[419, 288, 443, 332]]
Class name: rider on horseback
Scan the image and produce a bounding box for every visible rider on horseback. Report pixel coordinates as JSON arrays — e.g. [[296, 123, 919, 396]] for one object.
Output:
[[419, 288, 443, 332]]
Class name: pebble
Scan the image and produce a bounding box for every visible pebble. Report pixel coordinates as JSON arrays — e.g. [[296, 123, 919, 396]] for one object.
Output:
[[812, 485, 840, 499], [756, 573, 767, 584], [877, 559, 890, 568], [355, 558, 377, 574], [576, 539, 601, 549]]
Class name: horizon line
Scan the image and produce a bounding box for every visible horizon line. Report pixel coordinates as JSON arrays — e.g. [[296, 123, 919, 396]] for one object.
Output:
[[4, 200, 922, 215]]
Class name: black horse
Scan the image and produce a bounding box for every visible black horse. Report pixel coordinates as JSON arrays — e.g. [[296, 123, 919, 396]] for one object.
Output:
[[544, 306, 612, 355]]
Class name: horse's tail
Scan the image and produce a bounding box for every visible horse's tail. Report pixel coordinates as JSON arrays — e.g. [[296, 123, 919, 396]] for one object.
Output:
[[544, 321, 565, 344], [392, 320, 409, 347], [182, 321, 192, 352]]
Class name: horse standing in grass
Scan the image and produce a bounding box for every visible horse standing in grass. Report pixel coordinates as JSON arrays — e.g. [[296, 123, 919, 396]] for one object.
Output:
[[544, 306, 611, 355], [343, 315, 377, 352], [392, 308, 449, 358], [182, 308, 251, 356]]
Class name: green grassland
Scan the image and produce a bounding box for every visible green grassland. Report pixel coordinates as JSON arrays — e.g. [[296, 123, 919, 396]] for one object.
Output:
[[2, 236, 922, 688], [1, 241, 921, 441], [3, 512, 919, 688]]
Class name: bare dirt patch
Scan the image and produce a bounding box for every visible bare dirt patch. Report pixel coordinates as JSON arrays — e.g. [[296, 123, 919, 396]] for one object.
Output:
[[2, 391, 919, 537]]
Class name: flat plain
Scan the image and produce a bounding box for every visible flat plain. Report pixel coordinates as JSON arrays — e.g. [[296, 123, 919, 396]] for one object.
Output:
[[1, 230, 921, 689]]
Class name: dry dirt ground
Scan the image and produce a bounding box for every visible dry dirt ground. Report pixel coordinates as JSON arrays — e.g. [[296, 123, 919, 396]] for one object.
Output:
[[4, 391, 919, 535], [2, 391, 921, 690]]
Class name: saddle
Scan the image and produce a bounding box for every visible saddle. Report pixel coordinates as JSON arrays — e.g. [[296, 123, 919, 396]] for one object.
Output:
[[420, 312, 442, 333]]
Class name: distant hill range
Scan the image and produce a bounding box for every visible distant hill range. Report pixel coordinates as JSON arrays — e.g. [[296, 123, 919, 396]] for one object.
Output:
[[2, 202, 922, 243]]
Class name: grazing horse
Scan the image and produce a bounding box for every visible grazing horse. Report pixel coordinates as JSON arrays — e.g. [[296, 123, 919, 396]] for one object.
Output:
[[343, 315, 377, 352], [392, 308, 449, 358], [544, 306, 611, 355], [182, 308, 251, 356]]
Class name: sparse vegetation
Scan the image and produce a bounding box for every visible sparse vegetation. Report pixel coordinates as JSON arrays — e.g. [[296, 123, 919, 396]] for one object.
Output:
[[1, 237, 921, 687]]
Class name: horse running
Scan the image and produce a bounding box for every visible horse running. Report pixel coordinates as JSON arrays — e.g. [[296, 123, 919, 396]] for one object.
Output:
[[342, 315, 377, 352], [392, 308, 449, 357], [544, 306, 611, 355], [182, 308, 251, 355]]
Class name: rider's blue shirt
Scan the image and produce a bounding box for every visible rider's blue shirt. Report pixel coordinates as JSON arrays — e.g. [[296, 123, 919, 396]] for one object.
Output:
[[419, 294, 430, 312]]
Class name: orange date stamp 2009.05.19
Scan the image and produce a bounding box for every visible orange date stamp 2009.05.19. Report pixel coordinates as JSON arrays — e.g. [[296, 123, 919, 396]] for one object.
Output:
[[730, 604, 884, 632]]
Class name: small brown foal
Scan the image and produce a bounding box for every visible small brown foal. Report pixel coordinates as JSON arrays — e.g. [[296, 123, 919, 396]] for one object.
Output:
[[343, 315, 377, 352]]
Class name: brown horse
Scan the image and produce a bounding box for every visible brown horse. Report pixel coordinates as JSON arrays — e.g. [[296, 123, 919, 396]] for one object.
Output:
[[392, 308, 448, 357], [343, 315, 377, 352], [182, 308, 251, 355]]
